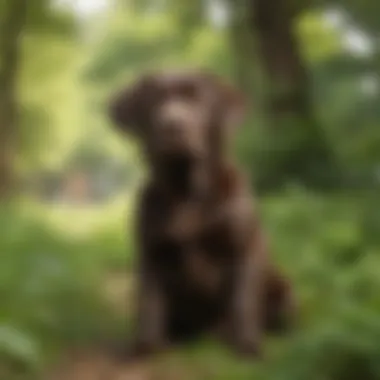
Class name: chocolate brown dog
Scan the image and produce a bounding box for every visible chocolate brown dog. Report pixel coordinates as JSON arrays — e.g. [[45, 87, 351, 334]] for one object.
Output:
[[108, 70, 295, 359]]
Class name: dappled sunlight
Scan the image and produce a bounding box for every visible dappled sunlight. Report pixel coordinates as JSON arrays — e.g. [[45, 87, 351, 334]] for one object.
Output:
[[1, 0, 380, 379]]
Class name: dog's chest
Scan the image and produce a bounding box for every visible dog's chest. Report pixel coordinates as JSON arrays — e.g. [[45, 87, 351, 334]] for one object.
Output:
[[152, 202, 234, 293]]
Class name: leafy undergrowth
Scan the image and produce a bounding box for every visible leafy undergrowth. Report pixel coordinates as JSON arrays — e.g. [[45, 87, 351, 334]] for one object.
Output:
[[0, 199, 131, 378], [1, 189, 380, 379]]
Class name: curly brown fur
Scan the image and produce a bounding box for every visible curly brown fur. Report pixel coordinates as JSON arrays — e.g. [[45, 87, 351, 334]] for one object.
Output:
[[108, 69, 296, 360]]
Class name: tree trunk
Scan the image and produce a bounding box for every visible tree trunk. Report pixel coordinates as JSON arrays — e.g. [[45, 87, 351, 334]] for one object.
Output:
[[248, 0, 338, 190], [0, 0, 27, 199]]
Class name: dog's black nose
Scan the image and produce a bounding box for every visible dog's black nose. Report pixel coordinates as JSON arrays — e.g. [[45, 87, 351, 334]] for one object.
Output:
[[163, 120, 186, 138]]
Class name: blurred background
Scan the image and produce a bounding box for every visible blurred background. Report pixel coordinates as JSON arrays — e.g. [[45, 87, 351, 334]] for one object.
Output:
[[1, 0, 380, 379]]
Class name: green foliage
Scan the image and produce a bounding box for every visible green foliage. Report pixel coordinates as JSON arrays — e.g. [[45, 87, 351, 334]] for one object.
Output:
[[0, 201, 130, 373], [2, 192, 380, 379], [85, 5, 231, 85], [158, 191, 380, 379], [1, 1, 82, 173], [2, 0, 380, 378], [24, 0, 77, 36], [330, 0, 380, 36]]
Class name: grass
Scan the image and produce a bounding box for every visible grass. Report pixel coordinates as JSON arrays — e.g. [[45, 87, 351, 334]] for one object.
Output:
[[1, 188, 380, 379]]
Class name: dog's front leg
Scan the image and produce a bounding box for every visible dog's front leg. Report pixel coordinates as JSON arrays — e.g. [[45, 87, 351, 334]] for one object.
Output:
[[220, 209, 268, 358], [228, 244, 266, 358], [128, 263, 167, 359]]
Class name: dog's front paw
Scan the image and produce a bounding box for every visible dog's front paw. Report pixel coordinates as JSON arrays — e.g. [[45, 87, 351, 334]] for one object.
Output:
[[229, 335, 263, 360], [235, 340, 262, 359], [111, 339, 165, 363]]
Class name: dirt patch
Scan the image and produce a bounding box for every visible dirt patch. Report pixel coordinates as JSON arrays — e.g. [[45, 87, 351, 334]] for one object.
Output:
[[42, 347, 204, 380], [42, 271, 208, 380], [43, 348, 150, 380]]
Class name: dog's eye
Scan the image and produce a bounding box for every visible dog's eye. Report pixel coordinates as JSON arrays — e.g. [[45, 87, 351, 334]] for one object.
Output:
[[177, 82, 198, 100]]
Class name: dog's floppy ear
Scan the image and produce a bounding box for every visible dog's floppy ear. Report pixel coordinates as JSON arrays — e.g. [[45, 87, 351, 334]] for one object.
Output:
[[108, 74, 156, 135], [218, 78, 247, 129], [202, 72, 247, 129]]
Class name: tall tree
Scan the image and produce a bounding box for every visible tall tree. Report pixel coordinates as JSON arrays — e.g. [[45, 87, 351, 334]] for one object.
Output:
[[0, 0, 78, 195], [229, 0, 339, 190], [0, 0, 27, 198]]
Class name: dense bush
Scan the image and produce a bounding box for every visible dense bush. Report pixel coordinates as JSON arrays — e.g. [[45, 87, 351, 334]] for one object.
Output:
[[2, 190, 380, 378], [0, 201, 129, 374]]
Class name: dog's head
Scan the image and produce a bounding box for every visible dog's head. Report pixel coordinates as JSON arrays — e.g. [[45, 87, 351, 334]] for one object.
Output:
[[108, 70, 246, 165]]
